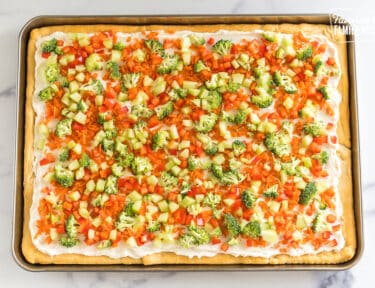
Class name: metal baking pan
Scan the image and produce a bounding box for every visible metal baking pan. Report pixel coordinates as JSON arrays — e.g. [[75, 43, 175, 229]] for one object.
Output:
[[13, 14, 363, 271]]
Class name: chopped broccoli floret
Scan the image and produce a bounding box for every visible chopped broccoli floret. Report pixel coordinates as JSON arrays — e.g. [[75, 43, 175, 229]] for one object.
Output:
[[38, 86, 55, 101], [194, 60, 209, 73], [80, 79, 104, 95], [251, 87, 274, 108], [212, 39, 233, 56], [79, 153, 90, 168], [144, 39, 165, 56], [178, 233, 197, 248], [318, 86, 330, 100], [242, 221, 261, 238], [91, 194, 109, 207], [203, 192, 221, 208], [155, 101, 174, 120], [123, 72, 141, 89], [211, 163, 224, 179], [157, 54, 179, 74], [104, 175, 118, 195], [102, 138, 114, 153], [187, 155, 200, 171], [180, 181, 191, 194], [296, 45, 313, 61], [45, 62, 59, 83], [115, 209, 136, 231], [131, 157, 152, 175], [113, 42, 126, 50], [229, 109, 248, 125], [304, 121, 325, 137], [41, 38, 58, 53], [130, 104, 154, 119], [106, 61, 121, 80], [220, 171, 244, 186], [273, 71, 297, 94], [54, 164, 74, 187], [312, 213, 329, 233], [263, 184, 278, 199], [313, 151, 329, 165], [204, 140, 218, 155], [314, 60, 324, 74], [151, 130, 169, 151], [59, 148, 70, 162], [227, 81, 241, 93], [298, 181, 317, 205], [60, 236, 78, 247], [55, 118, 72, 138], [201, 90, 222, 110], [232, 140, 246, 156], [189, 34, 206, 46], [85, 53, 103, 72], [264, 132, 291, 157], [194, 113, 218, 133], [160, 171, 178, 191], [123, 201, 135, 217], [147, 221, 160, 232], [241, 189, 256, 209], [117, 153, 135, 168], [65, 215, 78, 238], [224, 213, 241, 238]]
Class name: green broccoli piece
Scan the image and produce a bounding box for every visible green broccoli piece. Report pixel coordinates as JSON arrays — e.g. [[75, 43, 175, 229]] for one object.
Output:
[[264, 132, 291, 157], [211, 163, 224, 179], [102, 138, 114, 153], [313, 151, 329, 165], [91, 194, 109, 207], [194, 60, 209, 73], [189, 35, 206, 46], [200, 90, 222, 110], [115, 209, 136, 231], [155, 101, 174, 120], [314, 60, 324, 75], [65, 215, 78, 238], [180, 181, 191, 194], [41, 38, 59, 53], [318, 86, 331, 100], [160, 171, 178, 191], [45, 62, 59, 83], [187, 225, 210, 245], [152, 130, 170, 151], [85, 53, 103, 72], [229, 109, 248, 125], [296, 45, 313, 61], [54, 164, 74, 187], [241, 189, 256, 209], [242, 221, 261, 238], [97, 112, 108, 124], [147, 221, 161, 232], [178, 234, 197, 248], [187, 155, 200, 171], [273, 71, 297, 94], [224, 213, 241, 238], [80, 79, 104, 95], [194, 113, 218, 133], [104, 175, 118, 195], [212, 39, 233, 56], [299, 181, 317, 205], [55, 118, 72, 138], [204, 140, 218, 155], [123, 72, 141, 89], [130, 104, 154, 119], [117, 153, 135, 168], [113, 42, 126, 50], [227, 81, 241, 93], [106, 61, 121, 80], [203, 192, 221, 208], [115, 141, 133, 159], [312, 213, 329, 233], [304, 121, 325, 137], [232, 140, 246, 156], [60, 237, 79, 247], [123, 201, 136, 217], [263, 184, 278, 199], [131, 157, 152, 175], [144, 39, 165, 56], [251, 87, 274, 108], [79, 153, 90, 168], [38, 86, 55, 101], [59, 148, 70, 162], [157, 54, 179, 74], [220, 171, 244, 186]]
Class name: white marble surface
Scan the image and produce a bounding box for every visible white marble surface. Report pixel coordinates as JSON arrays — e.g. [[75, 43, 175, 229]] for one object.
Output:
[[1, 0, 374, 287]]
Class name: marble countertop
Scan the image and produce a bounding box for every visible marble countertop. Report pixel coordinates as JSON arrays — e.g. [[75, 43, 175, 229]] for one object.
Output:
[[1, 0, 374, 287]]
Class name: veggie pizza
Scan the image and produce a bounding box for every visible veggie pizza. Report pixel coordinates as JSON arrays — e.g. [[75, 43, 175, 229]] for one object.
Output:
[[23, 24, 356, 265]]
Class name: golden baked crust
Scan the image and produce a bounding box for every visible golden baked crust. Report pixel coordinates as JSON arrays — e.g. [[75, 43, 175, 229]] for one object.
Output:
[[23, 23, 355, 265]]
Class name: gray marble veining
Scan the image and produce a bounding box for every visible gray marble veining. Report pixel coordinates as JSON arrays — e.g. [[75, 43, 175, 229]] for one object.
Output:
[[1, 0, 374, 287]]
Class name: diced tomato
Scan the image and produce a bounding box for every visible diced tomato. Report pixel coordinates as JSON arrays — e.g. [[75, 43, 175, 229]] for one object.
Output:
[[207, 37, 215, 45]]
